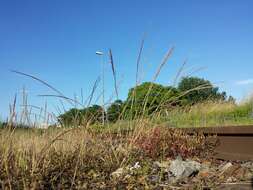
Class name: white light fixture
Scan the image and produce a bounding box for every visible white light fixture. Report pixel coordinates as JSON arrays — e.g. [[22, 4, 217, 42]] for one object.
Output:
[[96, 51, 104, 55]]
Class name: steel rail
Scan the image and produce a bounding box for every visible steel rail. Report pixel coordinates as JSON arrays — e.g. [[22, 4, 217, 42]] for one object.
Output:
[[182, 125, 253, 161]]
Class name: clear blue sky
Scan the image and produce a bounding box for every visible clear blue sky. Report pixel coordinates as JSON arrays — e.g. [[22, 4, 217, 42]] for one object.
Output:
[[1, 0, 253, 120]]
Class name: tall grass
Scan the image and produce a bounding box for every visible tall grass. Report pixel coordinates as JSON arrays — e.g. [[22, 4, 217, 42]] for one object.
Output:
[[158, 100, 253, 128], [0, 124, 213, 189]]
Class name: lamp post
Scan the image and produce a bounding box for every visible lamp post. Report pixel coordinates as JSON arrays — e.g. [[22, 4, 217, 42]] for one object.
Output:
[[95, 51, 105, 126]]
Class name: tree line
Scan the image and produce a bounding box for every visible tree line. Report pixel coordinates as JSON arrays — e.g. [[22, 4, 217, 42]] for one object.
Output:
[[58, 76, 235, 126]]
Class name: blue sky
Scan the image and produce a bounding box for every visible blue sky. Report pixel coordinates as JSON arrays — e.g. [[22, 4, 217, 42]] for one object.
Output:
[[0, 0, 253, 120]]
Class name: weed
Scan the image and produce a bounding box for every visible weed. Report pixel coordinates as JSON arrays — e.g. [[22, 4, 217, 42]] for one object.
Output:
[[133, 126, 212, 159]]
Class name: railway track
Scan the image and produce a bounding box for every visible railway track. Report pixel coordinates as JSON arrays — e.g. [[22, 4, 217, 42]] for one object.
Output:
[[104, 125, 253, 161], [183, 125, 253, 161]]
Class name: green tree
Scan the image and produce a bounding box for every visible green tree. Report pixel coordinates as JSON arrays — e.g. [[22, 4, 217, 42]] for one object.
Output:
[[178, 77, 227, 105], [82, 104, 105, 124], [125, 82, 180, 118], [58, 108, 83, 126], [107, 100, 124, 122], [227, 95, 236, 104], [58, 105, 105, 126]]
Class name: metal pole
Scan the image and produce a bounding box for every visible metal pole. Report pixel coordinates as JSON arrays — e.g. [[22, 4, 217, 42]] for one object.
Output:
[[101, 55, 105, 126], [96, 51, 105, 126]]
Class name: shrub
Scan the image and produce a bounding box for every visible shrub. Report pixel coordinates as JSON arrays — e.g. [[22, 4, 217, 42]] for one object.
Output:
[[133, 127, 212, 159]]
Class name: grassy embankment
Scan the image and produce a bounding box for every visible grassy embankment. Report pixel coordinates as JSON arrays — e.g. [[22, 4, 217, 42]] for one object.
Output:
[[160, 99, 253, 128], [91, 99, 253, 133], [1, 98, 252, 188]]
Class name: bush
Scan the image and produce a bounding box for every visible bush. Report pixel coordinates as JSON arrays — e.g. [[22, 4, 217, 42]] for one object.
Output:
[[133, 127, 214, 159]]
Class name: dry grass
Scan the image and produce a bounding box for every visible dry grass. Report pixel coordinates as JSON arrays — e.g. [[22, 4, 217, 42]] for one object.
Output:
[[0, 123, 215, 189]]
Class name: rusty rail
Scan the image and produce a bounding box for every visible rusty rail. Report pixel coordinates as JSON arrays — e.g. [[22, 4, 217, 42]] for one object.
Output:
[[105, 125, 253, 161], [182, 125, 253, 161]]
